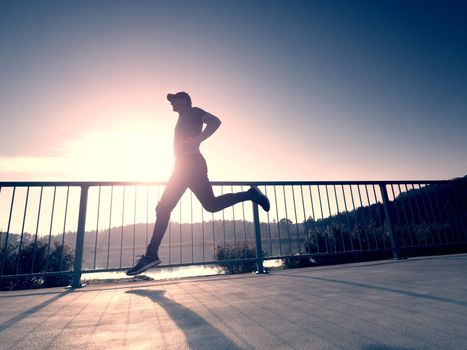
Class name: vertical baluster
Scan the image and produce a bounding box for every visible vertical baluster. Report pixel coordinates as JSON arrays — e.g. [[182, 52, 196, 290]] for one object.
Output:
[[253, 199, 265, 273], [212, 211, 215, 262], [356, 185, 370, 250], [404, 184, 420, 246], [231, 185, 237, 259], [106, 186, 113, 270], [16, 187, 30, 275], [72, 185, 89, 288], [412, 183, 427, 246], [1, 187, 16, 276], [133, 186, 137, 265], [349, 185, 362, 251], [372, 184, 386, 249], [221, 186, 226, 251], [342, 185, 354, 251], [309, 185, 320, 253], [389, 184, 407, 248], [282, 185, 293, 254], [317, 185, 329, 253], [191, 191, 194, 263], [179, 191, 182, 264], [379, 183, 401, 259], [44, 186, 57, 274], [291, 186, 301, 253], [93, 186, 101, 270], [169, 207, 172, 265], [146, 186, 149, 248], [59, 186, 70, 271], [364, 185, 378, 250], [333, 185, 346, 252], [325, 185, 337, 252], [300, 185, 309, 254], [273, 186, 283, 256], [416, 184, 436, 245], [201, 197, 205, 262], [396, 184, 412, 247], [241, 185, 247, 259], [119, 186, 125, 268], [425, 183, 447, 244], [265, 185, 273, 257], [31, 187, 43, 274]]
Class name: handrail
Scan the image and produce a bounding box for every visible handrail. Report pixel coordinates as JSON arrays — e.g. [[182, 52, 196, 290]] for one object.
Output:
[[0, 179, 455, 187], [1, 178, 465, 289]]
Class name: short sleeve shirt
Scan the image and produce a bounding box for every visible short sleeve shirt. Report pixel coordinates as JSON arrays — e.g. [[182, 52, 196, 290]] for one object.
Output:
[[173, 107, 206, 156]]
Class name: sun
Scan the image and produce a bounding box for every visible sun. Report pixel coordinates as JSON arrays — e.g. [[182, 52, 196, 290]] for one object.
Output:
[[64, 121, 174, 181]]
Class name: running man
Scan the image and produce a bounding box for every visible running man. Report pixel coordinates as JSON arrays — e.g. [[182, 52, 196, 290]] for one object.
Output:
[[127, 92, 270, 275]]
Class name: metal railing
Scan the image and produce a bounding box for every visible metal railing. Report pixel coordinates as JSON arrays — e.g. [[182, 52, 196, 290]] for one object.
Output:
[[1, 179, 465, 288]]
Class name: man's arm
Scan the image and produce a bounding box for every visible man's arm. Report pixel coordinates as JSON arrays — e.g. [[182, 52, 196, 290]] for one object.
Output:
[[198, 112, 221, 142], [185, 112, 221, 147]]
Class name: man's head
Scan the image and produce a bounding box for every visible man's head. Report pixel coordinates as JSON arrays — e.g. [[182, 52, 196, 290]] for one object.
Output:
[[167, 92, 192, 113]]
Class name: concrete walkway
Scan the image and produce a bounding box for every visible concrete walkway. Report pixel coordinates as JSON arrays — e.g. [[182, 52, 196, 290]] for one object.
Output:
[[0, 254, 466, 350]]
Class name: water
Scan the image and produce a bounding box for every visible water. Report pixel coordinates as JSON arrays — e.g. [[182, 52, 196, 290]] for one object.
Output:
[[81, 259, 283, 284], [82, 265, 223, 284]]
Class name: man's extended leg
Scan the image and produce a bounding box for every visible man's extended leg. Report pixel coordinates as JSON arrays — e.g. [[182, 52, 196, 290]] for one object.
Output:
[[126, 173, 187, 276], [190, 175, 270, 213]]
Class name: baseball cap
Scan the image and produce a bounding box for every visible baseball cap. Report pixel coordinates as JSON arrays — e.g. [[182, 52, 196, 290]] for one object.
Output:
[[167, 91, 191, 104]]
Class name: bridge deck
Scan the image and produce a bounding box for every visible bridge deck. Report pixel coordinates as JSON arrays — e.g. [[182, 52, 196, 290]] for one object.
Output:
[[1, 254, 466, 350]]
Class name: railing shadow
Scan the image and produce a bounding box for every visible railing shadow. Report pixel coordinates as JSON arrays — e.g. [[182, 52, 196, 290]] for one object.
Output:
[[363, 346, 414, 350], [0, 290, 72, 333], [126, 289, 241, 350], [274, 273, 467, 307]]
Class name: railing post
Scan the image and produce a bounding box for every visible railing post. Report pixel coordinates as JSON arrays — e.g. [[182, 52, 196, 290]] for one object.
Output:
[[379, 183, 402, 260], [253, 203, 266, 274], [71, 185, 89, 288]]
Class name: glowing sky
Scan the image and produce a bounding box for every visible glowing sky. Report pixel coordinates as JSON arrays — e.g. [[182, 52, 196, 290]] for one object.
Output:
[[1, 0, 466, 181]]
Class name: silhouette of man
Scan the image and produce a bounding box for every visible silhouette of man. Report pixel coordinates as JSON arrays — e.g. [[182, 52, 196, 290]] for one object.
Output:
[[127, 92, 270, 275]]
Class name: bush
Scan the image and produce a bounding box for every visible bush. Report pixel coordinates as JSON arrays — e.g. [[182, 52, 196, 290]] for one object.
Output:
[[283, 253, 315, 269], [215, 241, 258, 274], [0, 242, 74, 291]]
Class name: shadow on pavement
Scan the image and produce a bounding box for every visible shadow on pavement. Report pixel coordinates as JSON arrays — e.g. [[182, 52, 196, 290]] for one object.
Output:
[[126, 289, 242, 350], [0, 290, 72, 333], [363, 345, 414, 350], [275, 273, 467, 307]]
